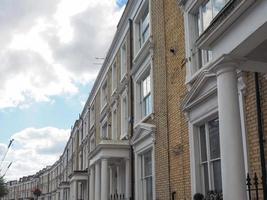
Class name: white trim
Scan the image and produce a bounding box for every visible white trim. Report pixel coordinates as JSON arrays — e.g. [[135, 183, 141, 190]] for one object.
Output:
[[120, 41, 127, 82], [120, 88, 128, 140], [132, 123, 155, 200], [100, 115, 109, 140], [133, 56, 153, 125]]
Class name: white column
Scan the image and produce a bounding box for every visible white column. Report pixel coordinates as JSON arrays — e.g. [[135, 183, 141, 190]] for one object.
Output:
[[101, 159, 108, 200], [125, 159, 131, 199], [116, 166, 121, 194], [217, 65, 247, 200], [109, 167, 113, 196], [95, 162, 101, 200], [89, 167, 95, 200]]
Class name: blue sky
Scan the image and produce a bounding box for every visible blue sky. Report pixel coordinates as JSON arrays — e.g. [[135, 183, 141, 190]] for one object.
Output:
[[0, 0, 127, 180], [0, 83, 93, 144]]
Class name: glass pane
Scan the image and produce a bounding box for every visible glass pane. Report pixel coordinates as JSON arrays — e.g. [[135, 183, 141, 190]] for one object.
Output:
[[197, 11, 202, 35], [208, 118, 220, 159], [145, 94, 152, 116], [199, 125, 207, 162], [145, 176, 153, 200], [212, 160, 222, 192], [202, 0, 212, 30], [213, 0, 226, 16], [144, 151, 152, 176], [203, 163, 209, 194]]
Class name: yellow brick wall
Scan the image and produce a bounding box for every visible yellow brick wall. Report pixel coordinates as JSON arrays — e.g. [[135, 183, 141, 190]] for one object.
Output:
[[150, 0, 170, 199], [244, 72, 267, 199], [150, 0, 190, 199], [163, 1, 191, 199]]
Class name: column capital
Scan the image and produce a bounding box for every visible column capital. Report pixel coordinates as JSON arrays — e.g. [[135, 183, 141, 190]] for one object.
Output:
[[209, 55, 245, 76]]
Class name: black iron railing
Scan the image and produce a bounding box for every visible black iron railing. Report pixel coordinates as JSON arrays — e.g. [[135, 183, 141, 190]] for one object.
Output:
[[109, 193, 131, 200], [246, 173, 264, 200]]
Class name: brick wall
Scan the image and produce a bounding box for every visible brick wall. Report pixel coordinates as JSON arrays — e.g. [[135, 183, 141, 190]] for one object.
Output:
[[150, 0, 190, 199], [244, 72, 267, 199]]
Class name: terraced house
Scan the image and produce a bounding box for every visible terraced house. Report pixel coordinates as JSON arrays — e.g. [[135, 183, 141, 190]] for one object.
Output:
[[1, 0, 188, 200], [179, 0, 267, 199]]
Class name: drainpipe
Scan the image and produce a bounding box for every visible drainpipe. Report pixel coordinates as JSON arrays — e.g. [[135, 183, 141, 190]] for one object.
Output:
[[129, 18, 135, 200], [254, 72, 267, 199]]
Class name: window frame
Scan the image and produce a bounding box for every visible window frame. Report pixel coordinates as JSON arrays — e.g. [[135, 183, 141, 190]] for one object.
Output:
[[120, 41, 127, 82], [89, 103, 95, 129], [112, 61, 117, 94], [198, 118, 222, 194], [89, 133, 95, 152], [133, 0, 150, 55], [141, 73, 152, 117], [101, 117, 109, 140], [120, 89, 128, 139], [140, 150, 153, 200], [101, 79, 108, 110], [111, 105, 118, 140]]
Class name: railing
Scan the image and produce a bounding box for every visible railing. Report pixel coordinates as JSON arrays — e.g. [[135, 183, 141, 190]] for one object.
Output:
[[109, 193, 131, 200], [246, 173, 264, 200]]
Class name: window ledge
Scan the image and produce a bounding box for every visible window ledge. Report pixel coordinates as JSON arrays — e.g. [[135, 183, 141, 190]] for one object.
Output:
[[134, 112, 154, 128], [196, 0, 254, 49], [100, 102, 108, 114], [132, 38, 152, 74], [120, 73, 127, 83]]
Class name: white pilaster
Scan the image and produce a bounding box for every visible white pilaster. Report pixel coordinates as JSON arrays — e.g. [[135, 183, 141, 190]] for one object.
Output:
[[95, 162, 101, 200], [125, 159, 131, 198], [216, 65, 247, 200], [89, 167, 95, 200], [101, 159, 109, 200], [101, 158, 108, 200], [109, 167, 113, 196], [116, 166, 121, 194]]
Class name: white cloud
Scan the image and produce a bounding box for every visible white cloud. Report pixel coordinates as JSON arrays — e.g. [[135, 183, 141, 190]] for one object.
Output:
[[0, 127, 70, 181], [0, 0, 125, 109]]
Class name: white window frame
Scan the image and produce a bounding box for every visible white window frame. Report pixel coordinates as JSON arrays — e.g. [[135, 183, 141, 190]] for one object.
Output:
[[140, 150, 153, 200], [112, 61, 117, 94], [101, 79, 108, 110], [133, 0, 150, 55], [197, 0, 230, 35], [133, 126, 155, 200], [198, 118, 222, 194], [120, 89, 128, 139], [141, 73, 152, 118], [120, 41, 127, 82], [112, 104, 118, 140], [90, 103, 95, 129], [101, 116, 109, 140], [133, 59, 153, 125], [89, 134, 95, 152]]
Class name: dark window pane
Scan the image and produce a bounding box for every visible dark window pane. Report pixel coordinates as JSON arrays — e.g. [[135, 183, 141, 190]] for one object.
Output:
[[144, 151, 152, 176], [208, 119, 220, 159], [145, 177, 153, 200], [203, 163, 209, 194], [200, 125, 207, 162], [213, 160, 222, 192]]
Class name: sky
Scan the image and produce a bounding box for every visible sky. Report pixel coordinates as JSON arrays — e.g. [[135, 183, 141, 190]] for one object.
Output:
[[0, 0, 127, 181]]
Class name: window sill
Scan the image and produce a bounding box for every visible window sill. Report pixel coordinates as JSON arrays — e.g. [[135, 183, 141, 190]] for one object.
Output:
[[134, 112, 154, 128], [132, 37, 152, 74], [120, 132, 129, 140], [120, 73, 127, 83], [100, 102, 108, 113], [111, 88, 117, 96]]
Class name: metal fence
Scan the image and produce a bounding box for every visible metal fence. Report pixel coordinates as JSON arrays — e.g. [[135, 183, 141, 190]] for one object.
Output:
[[109, 193, 131, 200], [246, 173, 264, 200]]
